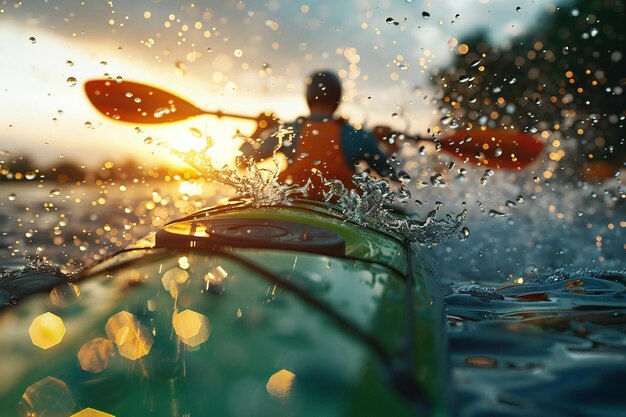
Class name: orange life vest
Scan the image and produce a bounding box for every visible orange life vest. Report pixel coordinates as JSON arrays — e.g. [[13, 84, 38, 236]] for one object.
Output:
[[278, 118, 356, 200]]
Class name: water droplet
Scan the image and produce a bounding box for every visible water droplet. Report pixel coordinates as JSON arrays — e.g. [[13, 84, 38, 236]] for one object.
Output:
[[421, 11, 430, 18], [576, 210, 583, 217], [189, 127, 203, 138], [28, 36, 36, 44], [484, 169, 494, 176], [84, 121, 92, 128], [489, 209, 508, 218], [100, 61, 108, 66], [493, 147, 503, 157], [233, 48, 243, 57], [66, 77, 77, 87], [440, 115, 452, 125], [515, 6, 521, 12], [397, 171, 411, 183], [125, 91, 133, 98], [144, 137, 154, 144], [8, 193, 16, 201], [516, 195, 524, 203], [115, 76, 123, 83], [508, 77, 517, 84], [66, 60, 74, 66], [397, 185, 411, 200], [25, 172, 36, 180], [154, 106, 174, 118], [505, 200, 516, 208], [460, 227, 470, 239], [430, 173, 445, 187], [470, 59, 481, 68], [459, 75, 470, 83], [49, 189, 61, 197], [418, 146, 426, 156]]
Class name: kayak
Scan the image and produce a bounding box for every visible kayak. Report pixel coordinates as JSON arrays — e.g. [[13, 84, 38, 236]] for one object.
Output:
[[0, 199, 448, 417]]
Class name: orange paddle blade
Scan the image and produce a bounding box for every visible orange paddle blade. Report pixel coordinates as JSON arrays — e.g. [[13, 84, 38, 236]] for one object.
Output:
[[84, 79, 206, 124], [439, 129, 544, 169]]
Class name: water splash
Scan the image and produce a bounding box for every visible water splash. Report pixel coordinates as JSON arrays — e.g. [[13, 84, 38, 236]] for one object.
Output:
[[526, 267, 626, 286], [174, 126, 314, 207], [323, 172, 468, 244], [169, 126, 468, 245], [457, 284, 505, 301], [0, 256, 71, 307]]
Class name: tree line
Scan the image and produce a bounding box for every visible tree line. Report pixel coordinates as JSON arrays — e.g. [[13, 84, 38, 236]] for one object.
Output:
[[0, 156, 196, 183]]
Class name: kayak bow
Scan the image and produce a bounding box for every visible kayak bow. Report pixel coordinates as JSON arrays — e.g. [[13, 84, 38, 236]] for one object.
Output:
[[0, 200, 448, 417]]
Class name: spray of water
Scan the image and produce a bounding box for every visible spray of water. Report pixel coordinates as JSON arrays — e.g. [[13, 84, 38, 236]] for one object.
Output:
[[171, 126, 469, 244], [0, 256, 71, 307], [173, 126, 314, 207]]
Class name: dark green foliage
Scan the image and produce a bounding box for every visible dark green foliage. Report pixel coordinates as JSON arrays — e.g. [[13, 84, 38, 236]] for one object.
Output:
[[434, 0, 625, 167]]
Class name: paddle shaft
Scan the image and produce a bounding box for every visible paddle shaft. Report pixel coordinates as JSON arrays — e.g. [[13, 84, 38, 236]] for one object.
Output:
[[85, 79, 543, 169], [200, 109, 258, 122]]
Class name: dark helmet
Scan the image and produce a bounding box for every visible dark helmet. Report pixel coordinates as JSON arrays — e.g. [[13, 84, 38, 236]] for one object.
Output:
[[305, 70, 342, 112]]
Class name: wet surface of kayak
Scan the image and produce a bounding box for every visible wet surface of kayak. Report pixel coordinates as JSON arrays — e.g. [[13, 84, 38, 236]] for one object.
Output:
[[0, 200, 448, 417]]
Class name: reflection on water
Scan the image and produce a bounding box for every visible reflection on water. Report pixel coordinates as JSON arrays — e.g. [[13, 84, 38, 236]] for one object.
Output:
[[447, 269, 626, 417], [0, 182, 231, 268]]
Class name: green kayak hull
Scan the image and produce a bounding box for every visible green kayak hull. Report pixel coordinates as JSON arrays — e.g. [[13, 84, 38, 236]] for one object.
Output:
[[0, 200, 449, 417]]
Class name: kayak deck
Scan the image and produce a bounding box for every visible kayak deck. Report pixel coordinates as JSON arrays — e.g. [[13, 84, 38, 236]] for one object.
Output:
[[0, 201, 448, 417]]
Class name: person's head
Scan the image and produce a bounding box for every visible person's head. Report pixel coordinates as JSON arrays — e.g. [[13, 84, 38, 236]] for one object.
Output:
[[305, 70, 342, 115]]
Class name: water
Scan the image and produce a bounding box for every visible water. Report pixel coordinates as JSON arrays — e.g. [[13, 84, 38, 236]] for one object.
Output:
[[175, 133, 468, 244], [2, 0, 623, 413], [0, 180, 232, 268], [1, 155, 624, 415]]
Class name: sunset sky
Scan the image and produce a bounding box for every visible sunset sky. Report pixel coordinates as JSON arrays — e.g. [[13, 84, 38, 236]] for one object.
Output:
[[0, 0, 563, 167]]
